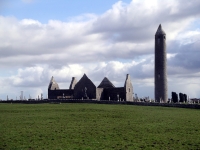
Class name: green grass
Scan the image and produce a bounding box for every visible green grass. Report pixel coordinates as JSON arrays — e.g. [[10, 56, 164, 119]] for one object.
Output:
[[0, 103, 200, 150]]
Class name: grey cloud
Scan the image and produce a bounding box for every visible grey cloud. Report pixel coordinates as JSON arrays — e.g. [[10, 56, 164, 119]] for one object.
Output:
[[168, 40, 200, 71], [90, 0, 200, 44], [172, 0, 200, 18], [1, 0, 200, 67], [88, 57, 154, 85], [1, 0, 200, 99], [0, 18, 89, 58], [167, 40, 180, 53]]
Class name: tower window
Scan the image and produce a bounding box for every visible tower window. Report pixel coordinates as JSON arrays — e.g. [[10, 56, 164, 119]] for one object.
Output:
[[163, 36, 166, 39]]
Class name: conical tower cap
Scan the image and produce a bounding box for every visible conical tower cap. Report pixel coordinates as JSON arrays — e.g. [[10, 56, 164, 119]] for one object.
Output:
[[155, 24, 166, 35]]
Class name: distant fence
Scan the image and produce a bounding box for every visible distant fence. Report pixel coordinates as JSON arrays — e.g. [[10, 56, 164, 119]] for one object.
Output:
[[1, 99, 200, 109]]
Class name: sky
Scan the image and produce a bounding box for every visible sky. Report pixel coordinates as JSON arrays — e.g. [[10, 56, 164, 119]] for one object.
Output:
[[0, 0, 200, 100]]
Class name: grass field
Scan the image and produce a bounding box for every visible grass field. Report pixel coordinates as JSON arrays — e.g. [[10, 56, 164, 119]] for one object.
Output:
[[0, 103, 200, 150]]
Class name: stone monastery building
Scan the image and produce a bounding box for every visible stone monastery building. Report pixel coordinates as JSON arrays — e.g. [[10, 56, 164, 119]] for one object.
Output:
[[48, 74, 133, 101], [48, 24, 167, 102]]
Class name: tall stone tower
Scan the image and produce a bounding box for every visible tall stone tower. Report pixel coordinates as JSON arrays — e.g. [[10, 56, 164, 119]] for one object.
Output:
[[155, 24, 167, 103]]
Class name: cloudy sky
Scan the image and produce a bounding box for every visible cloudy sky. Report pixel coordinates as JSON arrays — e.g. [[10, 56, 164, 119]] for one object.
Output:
[[0, 0, 200, 100]]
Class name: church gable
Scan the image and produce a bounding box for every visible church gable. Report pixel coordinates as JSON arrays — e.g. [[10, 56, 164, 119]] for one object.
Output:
[[124, 74, 133, 101], [48, 76, 60, 90], [69, 77, 77, 89], [74, 74, 96, 99], [98, 77, 115, 88]]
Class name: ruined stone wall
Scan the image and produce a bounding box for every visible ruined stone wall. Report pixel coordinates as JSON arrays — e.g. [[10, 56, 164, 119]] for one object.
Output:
[[69, 77, 77, 89], [96, 88, 104, 100], [2, 100, 200, 109], [48, 89, 74, 99], [124, 74, 133, 101], [103, 87, 125, 101]]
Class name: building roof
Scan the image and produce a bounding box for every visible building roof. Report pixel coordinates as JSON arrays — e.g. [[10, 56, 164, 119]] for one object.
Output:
[[76, 74, 96, 88], [98, 77, 115, 88], [48, 76, 60, 90], [155, 24, 166, 35]]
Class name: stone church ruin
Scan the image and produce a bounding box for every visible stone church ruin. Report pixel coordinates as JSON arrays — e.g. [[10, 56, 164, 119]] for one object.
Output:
[[48, 74, 133, 101], [47, 24, 168, 103]]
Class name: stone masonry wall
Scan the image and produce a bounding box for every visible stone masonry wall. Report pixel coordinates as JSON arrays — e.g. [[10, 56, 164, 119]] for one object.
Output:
[[124, 74, 133, 101], [96, 88, 104, 100], [103, 87, 125, 101], [48, 89, 74, 99]]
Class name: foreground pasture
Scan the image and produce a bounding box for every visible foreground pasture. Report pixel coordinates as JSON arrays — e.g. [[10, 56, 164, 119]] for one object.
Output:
[[0, 103, 200, 149]]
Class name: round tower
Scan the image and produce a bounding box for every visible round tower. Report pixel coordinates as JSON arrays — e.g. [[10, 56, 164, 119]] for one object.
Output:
[[155, 24, 167, 103]]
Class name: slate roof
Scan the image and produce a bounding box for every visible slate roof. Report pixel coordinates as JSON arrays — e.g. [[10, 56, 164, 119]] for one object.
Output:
[[48, 76, 60, 90], [75, 74, 96, 88], [98, 77, 115, 88], [155, 24, 166, 35]]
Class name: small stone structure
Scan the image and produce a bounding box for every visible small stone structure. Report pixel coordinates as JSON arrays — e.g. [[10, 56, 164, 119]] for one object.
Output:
[[48, 74, 134, 101]]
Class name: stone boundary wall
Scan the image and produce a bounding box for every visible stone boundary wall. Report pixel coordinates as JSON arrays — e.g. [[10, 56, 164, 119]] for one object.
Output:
[[1, 99, 200, 109]]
